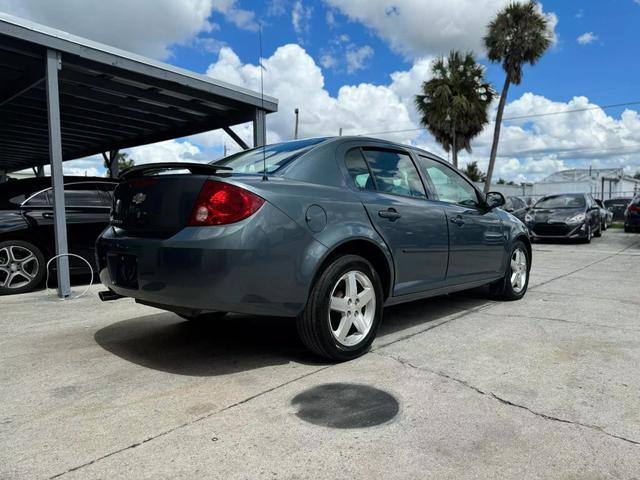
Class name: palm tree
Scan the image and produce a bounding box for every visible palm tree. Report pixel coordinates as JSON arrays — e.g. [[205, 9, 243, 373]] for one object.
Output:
[[415, 51, 494, 168], [483, 1, 552, 192], [462, 161, 486, 182]]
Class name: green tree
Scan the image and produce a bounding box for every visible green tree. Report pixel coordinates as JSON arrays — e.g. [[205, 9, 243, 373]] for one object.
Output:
[[634, 171, 640, 180], [102, 151, 134, 177], [462, 161, 486, 182], [497, 178, 506, 184], [483, 1, 552, 192], [415, 51, 494, 168]]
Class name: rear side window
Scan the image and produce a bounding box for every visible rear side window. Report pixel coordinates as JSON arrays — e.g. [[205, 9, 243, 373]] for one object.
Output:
[[361, 149, 426, 198], [345, 148, 374, 190]]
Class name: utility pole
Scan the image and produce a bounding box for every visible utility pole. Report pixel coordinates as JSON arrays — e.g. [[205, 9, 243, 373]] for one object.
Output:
[[294, 108, 299, 140], [339, 127, 342, 136]]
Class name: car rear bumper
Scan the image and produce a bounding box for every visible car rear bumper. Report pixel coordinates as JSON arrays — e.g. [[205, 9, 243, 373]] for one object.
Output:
[[527, 222, 588, 239], [624, 213, 640, 227], [96, 203, 327, 317]]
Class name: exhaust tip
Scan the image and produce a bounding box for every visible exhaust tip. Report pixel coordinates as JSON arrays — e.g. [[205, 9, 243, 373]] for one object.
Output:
[[98, 290, 125, 302]]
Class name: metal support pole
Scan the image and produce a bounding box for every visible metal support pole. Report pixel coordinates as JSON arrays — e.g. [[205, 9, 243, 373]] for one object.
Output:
[[0, 169, 7, 183], [46, 49, 70, 298], [253, 109, 266, 147], [294, 108, 299, 140], [109, 150, 119, 178], [36, 165, 44, 177]]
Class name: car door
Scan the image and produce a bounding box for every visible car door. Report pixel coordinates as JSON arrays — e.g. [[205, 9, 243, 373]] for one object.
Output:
[[343, 145, 449, 296], [416, 155, 506, 284]]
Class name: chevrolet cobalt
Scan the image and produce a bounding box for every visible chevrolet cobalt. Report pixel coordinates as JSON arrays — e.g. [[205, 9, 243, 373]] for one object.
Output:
[[97, 137, 531, 361]]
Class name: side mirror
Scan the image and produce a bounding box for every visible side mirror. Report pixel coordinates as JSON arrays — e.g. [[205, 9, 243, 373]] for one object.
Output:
[[485, 191, 506, 210]]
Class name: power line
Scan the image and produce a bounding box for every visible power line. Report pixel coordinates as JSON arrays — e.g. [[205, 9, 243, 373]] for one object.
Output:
[[353, 99, 640, 138]]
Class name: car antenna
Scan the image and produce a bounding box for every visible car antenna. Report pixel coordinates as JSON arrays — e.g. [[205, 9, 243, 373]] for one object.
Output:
[[259, 23, 267, 182]]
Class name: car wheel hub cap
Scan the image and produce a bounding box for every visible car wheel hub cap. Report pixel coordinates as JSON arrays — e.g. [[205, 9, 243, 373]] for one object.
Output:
[[329, 270, 376, 347], [0, 246, 39, 289], [510, 248, 528, 294]]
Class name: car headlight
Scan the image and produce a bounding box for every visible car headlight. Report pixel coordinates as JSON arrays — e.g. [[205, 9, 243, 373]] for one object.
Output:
[[567, 213, 585, 224], [524, 213, 534, 222]]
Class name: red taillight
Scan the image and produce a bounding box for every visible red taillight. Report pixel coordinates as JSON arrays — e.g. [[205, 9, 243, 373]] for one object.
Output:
[[189, 181, 265, 226], [628, 204, 639, 212]]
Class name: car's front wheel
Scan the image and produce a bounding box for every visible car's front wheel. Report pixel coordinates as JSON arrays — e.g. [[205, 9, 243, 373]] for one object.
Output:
[[490, 240, 530, 301], [0, 240, 45, 295], [298, 255, 383, 361]]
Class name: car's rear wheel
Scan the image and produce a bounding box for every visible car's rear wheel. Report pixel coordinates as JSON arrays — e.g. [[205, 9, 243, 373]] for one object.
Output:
[[594, 223, 602, 237], [583, 224, 593, 243], [298, 255, 383, 362], [178, 311, 227, 322], [0, 240, 45, 295], [490, 240, 530, 301]]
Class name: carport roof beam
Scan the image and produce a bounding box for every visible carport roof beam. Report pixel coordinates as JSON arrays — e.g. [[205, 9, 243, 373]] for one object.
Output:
[[0, 12, 278, 173]]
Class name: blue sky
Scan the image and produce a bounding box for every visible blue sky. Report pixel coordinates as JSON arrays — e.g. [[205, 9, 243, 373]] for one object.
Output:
[[2, 0, 640, 181]]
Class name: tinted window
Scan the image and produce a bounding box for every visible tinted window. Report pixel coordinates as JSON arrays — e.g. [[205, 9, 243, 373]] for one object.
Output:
[[418, 156, 479, 207], [23, 190, 50, 206], [64, 184, 103, 207], [345, 148, 374, 190], [211, 138, 326, 174], [361, 149, 426, 198], [535, 194, 585, 209]]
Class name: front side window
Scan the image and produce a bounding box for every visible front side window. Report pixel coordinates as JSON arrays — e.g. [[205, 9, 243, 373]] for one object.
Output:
[[64, 184, 103, 207], [22, 190, 51, 206], [418, 156, 480, 207], [361, 149, 426, 198]]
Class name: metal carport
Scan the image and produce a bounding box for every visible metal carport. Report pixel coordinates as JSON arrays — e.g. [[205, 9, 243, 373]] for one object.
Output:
[[0, 13, 277, 298]]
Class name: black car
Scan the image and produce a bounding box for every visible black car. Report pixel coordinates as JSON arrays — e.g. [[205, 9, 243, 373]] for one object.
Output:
[[525, 193, 602, 243], [624, 194, 640, 233], [604, 197, 632, 222], [0, 177, 116, 294], [503, 196, 529, 222]]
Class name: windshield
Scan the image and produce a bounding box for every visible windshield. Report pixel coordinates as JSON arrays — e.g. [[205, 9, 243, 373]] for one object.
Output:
[[211, 138, 327, 174], [534, 194, 585, 209]]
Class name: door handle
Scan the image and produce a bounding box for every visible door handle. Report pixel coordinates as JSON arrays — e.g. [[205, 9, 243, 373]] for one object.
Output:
[[378, 208, 401, 221], [450, 215, 465, 226]]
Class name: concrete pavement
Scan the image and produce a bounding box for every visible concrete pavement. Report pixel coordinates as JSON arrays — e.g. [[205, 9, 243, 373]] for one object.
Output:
[[1, 231, 639, 479]]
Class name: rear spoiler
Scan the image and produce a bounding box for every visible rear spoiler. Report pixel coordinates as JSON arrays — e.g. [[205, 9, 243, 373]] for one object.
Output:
[[119, 162, 232, 180]]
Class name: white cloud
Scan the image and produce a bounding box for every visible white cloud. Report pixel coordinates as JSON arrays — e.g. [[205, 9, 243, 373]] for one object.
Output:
[[203, 44, 417, 146], [577, 32, 598, 45], [323, 0, 558, 59], [345, 45, 374, 74], [0, 0, 255, 59], [320, 53, 338, 69], [292, 0, 313, 35], [125, 140, 203, 165]]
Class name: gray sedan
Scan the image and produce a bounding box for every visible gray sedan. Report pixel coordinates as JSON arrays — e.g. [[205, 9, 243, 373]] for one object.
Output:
[[97, 137, 531, 361]]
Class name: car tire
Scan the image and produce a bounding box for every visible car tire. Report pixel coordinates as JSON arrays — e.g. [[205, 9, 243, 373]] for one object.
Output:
[[583, 224, 592, 243], [297, 255, 383, 362], [489, 240, 530, 301], [624, 225, 632, 233], [178, 311, 227, 321], [594, 224, 602, 237], [0, 240, 46, 295]]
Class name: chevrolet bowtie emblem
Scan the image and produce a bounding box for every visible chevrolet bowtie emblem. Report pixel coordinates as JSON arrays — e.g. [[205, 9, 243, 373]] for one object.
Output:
[[132, 193, 147, 205]]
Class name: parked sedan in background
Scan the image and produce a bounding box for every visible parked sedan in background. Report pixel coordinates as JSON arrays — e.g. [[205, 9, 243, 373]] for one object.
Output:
[[624, 194, 640, 233], [0, 177, 116, 294], [604, 197, 632, 222], [595, 199, 613, 230], [525, 193, 602, 243], [97, 137, 532, 361], [503, 196, 529, 223]]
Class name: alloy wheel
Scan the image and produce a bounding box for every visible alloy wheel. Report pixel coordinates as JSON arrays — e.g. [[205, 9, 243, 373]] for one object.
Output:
[[0, 245, 39, 290], [328, 270, 376, 347], [510, 248, 528, 293]]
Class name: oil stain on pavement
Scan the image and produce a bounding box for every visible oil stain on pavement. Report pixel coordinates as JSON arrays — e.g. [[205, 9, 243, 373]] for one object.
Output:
[[291, 383, 399, 429]]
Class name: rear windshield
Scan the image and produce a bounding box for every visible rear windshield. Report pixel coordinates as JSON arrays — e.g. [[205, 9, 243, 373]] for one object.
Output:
[[604, 198, 631, 207], [211, 138, 326, 174], [535, 194, 585, 209]]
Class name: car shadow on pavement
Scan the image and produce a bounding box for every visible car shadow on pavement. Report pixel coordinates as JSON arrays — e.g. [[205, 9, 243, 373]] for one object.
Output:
[[94, 291, 494, 376], [94, 312, 325, 377]]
